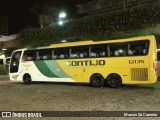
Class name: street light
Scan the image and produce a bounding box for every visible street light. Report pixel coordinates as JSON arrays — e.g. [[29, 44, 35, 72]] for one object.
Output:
[[58, 20, 64, 25], [59, 12, 66, 18], [58, 12, 66, 26]]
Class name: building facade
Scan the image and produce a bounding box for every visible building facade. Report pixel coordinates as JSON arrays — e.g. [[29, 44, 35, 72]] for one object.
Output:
[[0, 14, 8, 36]]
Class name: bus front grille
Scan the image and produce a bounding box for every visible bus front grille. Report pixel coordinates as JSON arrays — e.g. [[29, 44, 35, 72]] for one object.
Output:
[[131, 68, 148, 81]]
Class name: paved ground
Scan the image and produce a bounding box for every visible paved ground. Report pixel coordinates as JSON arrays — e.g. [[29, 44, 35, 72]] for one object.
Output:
[[0, 80, 160, 120]]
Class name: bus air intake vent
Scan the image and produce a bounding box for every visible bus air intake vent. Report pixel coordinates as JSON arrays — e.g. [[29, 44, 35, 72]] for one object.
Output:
[[131, 68, 148, 81]]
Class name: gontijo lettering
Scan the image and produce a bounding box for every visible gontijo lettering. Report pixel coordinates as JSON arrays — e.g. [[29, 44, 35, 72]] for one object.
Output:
[[66, 60, 105, 66]]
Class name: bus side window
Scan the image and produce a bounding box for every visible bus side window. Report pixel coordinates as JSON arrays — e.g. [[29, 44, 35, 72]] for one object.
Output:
[[27, 57, 33, 61], [128, 40, 149, 56], [23, 51, 36, 61], [71, 46, 89, 58], [128, 50, 133, 55], [53, 48, 69, 59], [80, 53, 84, 58], [90, 44, 106, 57], [22, 55, 27, 61], [109, 43, 126, 57], [135, 46, 144, 55], [114, 51, 119, 56], [128, 44, 134, 55], [38, 50, 52, 60]]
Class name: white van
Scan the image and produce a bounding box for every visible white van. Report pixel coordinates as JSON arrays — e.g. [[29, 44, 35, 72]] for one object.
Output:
[[5, 57, 11, 65], [0, 55, 10, 65]]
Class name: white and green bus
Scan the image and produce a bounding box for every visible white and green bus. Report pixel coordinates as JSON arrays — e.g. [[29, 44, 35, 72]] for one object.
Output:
[[9, 35, 158, 87]]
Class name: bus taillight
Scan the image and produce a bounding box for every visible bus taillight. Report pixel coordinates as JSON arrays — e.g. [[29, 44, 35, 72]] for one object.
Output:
[[153, 60, 157, 71]]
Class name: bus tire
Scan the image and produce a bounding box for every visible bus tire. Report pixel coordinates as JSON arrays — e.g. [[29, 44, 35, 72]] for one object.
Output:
[[106, 73, 122, 88], [23, 74, 32, 84], [90, 74, 104, 87]]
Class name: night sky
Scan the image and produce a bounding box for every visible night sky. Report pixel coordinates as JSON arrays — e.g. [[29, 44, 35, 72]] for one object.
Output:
[[0, 0, 93, 35]]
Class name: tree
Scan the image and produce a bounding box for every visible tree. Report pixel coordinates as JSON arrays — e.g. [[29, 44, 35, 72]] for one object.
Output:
[[30, 3, 55, 28]]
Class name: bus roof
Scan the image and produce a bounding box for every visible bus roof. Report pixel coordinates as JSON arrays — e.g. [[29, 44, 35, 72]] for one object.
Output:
[[12, 48, 27, 52], [49, 35, 155, 48], [12, 46, 49, 52]]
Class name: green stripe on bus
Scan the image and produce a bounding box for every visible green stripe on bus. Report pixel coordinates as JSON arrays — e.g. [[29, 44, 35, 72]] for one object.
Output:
[[34, 61, 70, 78]]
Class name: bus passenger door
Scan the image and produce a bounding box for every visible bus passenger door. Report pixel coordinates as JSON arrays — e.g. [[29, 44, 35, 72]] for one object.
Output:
[[10, 51, 22, 80]]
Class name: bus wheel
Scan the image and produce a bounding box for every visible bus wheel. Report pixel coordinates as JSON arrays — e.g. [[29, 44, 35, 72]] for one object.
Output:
[[106, 74, 122, 88], [23, 74, 32, 84], [90, 74, 104, 87]]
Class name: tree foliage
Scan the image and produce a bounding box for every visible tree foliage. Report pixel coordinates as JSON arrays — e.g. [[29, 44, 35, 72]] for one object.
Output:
[[30, 3, 56, 28], [18, 5, 160, 47]]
